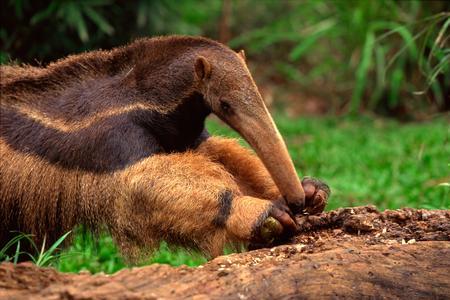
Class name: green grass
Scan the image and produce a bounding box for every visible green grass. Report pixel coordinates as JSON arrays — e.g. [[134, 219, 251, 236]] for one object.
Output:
[[273, 115, 449, 210], [52, 115, 449, 273], [1, 231, 71, 267], [57, 234, 206, 274]]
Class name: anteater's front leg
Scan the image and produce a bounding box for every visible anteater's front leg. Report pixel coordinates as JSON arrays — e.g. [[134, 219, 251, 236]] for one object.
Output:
[[113, 151, 296, 258], [197, 137, 331, 215]]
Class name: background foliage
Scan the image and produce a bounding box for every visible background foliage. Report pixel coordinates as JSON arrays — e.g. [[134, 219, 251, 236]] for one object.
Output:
[[1, 0, 449, 116], [1, 0, 449, 273]]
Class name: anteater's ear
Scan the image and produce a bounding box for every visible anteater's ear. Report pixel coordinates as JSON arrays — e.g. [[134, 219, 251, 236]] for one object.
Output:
[[195, 56, 211, 80], [237, 49, 246, 62]]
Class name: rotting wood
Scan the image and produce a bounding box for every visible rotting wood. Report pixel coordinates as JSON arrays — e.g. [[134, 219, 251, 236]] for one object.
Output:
[[1, 206, 449, 299]]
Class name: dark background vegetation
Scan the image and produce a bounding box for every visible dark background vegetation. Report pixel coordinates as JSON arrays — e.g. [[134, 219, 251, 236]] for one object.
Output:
[[1, 0, 449, 273], [2, 0, 449, 117]]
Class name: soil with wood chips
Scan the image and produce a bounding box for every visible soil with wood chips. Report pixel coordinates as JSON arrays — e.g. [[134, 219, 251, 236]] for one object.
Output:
[[1, 206, 449, 299]]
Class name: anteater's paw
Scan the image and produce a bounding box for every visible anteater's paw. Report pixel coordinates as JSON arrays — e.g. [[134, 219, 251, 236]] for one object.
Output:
[[259, 203, 298, 243], [301, 177, 331, 215], [247, 202, 298, 250], [226, 197, 297, 249]]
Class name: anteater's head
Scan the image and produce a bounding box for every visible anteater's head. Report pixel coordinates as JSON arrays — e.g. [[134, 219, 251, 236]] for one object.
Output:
[[194, 48, 305, 213]]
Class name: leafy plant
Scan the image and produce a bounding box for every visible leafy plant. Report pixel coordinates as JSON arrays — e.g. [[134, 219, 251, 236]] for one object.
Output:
[[33, 231, 72, 267], [1, 0, 220, 63], [0, 231, 71, 267], [28, 1, 113, 43], [0, 233, 32, 263], [2, 0, 447, 115], [229, 1, 449, 115]]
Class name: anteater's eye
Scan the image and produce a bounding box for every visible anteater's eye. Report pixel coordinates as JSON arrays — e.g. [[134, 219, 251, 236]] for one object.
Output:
[[220, 100, 232, 114]]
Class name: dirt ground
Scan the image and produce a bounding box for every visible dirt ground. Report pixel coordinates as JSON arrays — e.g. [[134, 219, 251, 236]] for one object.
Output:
[[1, 206, 449, 299]]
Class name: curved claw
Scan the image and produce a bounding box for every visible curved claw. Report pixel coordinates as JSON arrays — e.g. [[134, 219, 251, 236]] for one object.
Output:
[[302, 177, 331, 215]]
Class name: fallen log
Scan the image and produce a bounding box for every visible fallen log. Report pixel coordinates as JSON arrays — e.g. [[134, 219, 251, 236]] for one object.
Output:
[[1, 206, 449, 299]]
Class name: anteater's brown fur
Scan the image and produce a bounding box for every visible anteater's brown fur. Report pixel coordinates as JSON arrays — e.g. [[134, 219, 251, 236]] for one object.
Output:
[[0, 36, 328, 258]]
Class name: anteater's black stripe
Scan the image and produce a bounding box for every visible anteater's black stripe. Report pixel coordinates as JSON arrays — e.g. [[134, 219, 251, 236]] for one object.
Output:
[[0, 92, 210, 173], [212, 189, 233, 227]]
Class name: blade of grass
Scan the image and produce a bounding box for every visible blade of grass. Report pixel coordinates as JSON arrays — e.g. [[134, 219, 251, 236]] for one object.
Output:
[[13, 240, 21, 265], [35, 231, 71, 267], [350, 30, 375, 113], [429, 16, 450, 63], [0, 233, 33, 260], [83, 6, 114, 35]]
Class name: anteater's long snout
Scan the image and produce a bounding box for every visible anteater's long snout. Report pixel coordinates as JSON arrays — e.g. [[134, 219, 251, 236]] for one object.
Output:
[[230, 105, 305, 213]]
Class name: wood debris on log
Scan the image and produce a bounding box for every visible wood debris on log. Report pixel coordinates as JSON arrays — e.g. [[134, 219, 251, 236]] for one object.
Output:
[[0, 206, 449, 299]]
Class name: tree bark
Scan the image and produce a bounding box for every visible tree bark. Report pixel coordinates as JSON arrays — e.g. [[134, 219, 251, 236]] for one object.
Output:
[[1, 206, 449, 299]]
